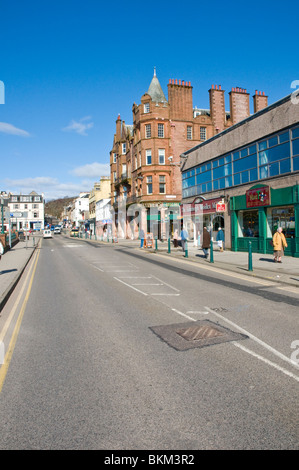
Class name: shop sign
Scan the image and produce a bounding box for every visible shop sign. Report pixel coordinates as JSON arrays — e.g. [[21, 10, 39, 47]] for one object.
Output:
[[246, 186, 270, 208], [216, 203, 226, 212]]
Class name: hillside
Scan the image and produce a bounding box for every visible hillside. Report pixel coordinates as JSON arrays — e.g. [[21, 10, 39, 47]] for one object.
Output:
[[44, 196, 76, 219]]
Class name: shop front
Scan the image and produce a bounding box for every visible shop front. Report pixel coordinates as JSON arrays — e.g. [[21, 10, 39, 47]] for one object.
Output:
[[180, 197, 227, 245], [230, 184, 299, 257]]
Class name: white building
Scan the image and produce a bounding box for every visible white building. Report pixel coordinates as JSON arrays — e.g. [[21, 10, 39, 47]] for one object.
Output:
[[95, 198, 112, 238], [8, 191, 45, 231], [73, 192, 90, 228]]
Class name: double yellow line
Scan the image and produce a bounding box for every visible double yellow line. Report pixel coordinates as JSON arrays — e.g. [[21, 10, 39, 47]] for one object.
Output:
[[0, 242, 41, 393]]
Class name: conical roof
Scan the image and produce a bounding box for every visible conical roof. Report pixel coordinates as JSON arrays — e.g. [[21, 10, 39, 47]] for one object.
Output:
[[147, 68, 167, 103]]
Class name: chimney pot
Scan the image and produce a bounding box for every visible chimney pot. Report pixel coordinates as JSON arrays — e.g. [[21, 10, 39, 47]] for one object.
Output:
[[175, 79, 177, 85], [182, 80, 185, 86], [262, 91, 265, 96], [219, 85, 221, 90], [215, 85, 218, 90], [212, 84, 214, 89], [179, 79, 181, 85]]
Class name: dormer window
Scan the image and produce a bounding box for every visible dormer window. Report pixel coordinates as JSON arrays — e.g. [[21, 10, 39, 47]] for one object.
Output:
[[122, 143, 126, 155], [144, 102, 150, 113]]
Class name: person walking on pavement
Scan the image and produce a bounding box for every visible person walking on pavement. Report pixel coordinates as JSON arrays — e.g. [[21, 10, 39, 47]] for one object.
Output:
[[273, 227, 287, 263], [139, 228, 145, 248], [173, 229, 179, 248], [216, 227, 224, 252], [180, 226, 188, 252], [202, 226, 211, 258]]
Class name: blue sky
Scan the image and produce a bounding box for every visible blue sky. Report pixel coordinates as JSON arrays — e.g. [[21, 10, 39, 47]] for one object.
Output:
[[0, 0, 298, 201]]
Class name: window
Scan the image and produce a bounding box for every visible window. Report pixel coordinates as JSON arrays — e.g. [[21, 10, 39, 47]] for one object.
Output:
[[122, 164, 126, 177], [200, 127, 206, 141], [238, 210, 259, 237], [158, 123, 164, 138], [159, 175, 166, 194], [158, 149, 165, 165], [145, 124, 151, 138], [268, 206, 295, 238], [113, 171, 116, 182], [113, 153, 117, 163], [147, 176, 153, 194], [146, 150, 152, 165], [14, 204, 19, 209], [122, 143, 126, 155], [144, 102, 150, 113], [187, 126, 192, 140], [33, 212, 38, 218]]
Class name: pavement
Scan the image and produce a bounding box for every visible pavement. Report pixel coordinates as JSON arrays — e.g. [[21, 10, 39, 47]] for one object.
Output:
[[1, 232, 299, 312], [0, 236, 37, 311]]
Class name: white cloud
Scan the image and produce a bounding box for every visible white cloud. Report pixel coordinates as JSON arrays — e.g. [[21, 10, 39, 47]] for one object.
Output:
[[70, 162, 110, 178], [4, 177, 86, 201], [62, 116, 94, 136], [0, 122, 30, 137]]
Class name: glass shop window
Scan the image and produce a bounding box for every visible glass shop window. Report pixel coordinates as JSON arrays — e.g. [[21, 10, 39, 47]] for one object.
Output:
[[238, 210, 259, 237]]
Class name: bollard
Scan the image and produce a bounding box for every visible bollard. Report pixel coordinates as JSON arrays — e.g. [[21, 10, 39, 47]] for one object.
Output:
[[155, 237, 158, 251], [168, 238, 171, 253], [210, 240, 214, 263], [185, 241, 188, 258], [248, 241, 253, 271]]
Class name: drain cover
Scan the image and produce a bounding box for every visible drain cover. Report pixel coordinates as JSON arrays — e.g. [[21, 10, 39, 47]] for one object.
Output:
[[150, 320, 248, 351], [177, 325, 224, 341]]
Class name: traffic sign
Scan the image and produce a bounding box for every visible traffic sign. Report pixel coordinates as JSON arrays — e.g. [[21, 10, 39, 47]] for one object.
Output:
[[10, 212, 23, 218]]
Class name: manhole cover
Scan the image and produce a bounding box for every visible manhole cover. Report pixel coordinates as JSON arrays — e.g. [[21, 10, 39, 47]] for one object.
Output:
[[177, 325, 224, 341], [150, 320, 248, 351]]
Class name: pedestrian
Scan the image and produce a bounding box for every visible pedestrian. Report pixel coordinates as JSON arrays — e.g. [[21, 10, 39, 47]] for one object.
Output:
[[202, 227, 211, 258], [272, 227, 287, 263], [180, 226, 188, 252], [173, 229, 179, 248], [216, 227, 224, 252], [139, 228, 145, 248]]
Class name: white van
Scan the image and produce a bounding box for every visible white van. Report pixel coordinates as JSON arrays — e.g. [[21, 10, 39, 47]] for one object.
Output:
[[43, 229, 52, 239]]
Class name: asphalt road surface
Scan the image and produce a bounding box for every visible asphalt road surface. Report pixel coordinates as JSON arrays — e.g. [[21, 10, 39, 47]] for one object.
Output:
[[0, 235, 298, 450]]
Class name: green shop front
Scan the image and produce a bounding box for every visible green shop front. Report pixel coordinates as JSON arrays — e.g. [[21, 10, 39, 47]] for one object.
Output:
[[230, 184, 299, 257]]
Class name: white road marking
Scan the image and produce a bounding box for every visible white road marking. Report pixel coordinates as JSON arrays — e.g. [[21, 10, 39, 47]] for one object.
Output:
[[205, 306, 299, 370], [234, 342, 299, 382], [172, 308, 196, 322], [151, 275, 180, 292], [113, 277, 148, 296], [94, 266, 104, 272]]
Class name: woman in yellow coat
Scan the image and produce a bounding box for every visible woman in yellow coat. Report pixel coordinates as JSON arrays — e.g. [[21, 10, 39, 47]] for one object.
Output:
[[272, 227, 288, 263]]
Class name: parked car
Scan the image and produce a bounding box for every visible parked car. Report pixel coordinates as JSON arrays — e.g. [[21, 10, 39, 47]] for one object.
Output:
[[43, 229, 52, 239], [70, 228, 79, 237], [54, 226, 61, 234]]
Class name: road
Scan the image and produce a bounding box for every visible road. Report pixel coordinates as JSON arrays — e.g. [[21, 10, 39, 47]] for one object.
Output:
[[0, 234, 298, 450]]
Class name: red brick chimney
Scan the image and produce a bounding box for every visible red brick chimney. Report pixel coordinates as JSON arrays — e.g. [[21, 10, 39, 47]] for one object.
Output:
[[116, 114, 121, 140], [168, 79, 193, 121], [229, 87, 250, 125], [209, 84, 226, 133], [253, 90, 268, 113]]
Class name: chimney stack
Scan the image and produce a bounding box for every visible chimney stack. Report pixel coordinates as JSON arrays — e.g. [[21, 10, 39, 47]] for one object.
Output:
[[229, 87, 250, 125], [209, 85, 226, 133], [253, 90, 268, 113]]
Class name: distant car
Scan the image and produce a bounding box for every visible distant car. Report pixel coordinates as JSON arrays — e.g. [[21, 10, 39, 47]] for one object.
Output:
[[70, 228, 79, 237], [43, 229, 52, 239], [54, 226, 61, 234]]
